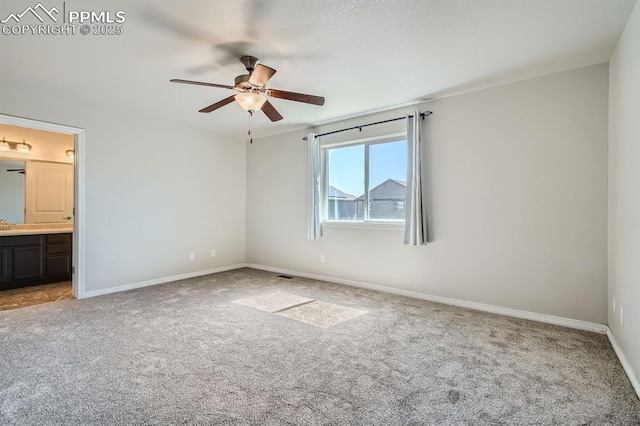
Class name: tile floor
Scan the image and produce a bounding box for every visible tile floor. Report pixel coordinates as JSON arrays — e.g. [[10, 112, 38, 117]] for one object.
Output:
[[0, 281, 73, 311]]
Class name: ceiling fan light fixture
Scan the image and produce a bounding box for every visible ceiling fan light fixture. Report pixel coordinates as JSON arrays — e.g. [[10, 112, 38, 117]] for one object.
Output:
[[171, 56, 324, 125], [235, 92, 266, 112]]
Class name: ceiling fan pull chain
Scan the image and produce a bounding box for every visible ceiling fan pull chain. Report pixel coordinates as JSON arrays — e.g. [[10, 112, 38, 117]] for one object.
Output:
[[248, 110, 253, 144]]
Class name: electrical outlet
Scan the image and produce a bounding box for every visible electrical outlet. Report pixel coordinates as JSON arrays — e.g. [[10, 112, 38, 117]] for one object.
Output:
[[613, 296, 616, 313], [620, 307, 624, 326], [211, 250, 216, 258], [189, 252, 195, 261], [320, 255, 325, 263]]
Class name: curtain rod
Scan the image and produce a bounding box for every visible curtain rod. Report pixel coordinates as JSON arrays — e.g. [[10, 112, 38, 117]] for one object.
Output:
[[303, 111, 432, 140]]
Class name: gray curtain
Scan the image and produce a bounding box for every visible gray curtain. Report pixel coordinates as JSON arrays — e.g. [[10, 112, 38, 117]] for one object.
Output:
[[307, 133, 321, 239], [404, 111, 427, 245]]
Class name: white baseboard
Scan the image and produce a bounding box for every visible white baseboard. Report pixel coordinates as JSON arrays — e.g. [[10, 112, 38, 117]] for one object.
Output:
[[606, 328, 640, 399], [244, 263, 607, 334], [77, 264, 246, 299]]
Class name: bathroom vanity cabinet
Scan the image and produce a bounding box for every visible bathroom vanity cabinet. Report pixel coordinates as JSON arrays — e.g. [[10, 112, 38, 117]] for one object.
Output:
[[0, 232, 72, 291]]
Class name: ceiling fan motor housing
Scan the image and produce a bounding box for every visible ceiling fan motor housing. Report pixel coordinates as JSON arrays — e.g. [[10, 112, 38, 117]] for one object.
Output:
[[234, 74, 252, 89], [240, 55, 259, 73]]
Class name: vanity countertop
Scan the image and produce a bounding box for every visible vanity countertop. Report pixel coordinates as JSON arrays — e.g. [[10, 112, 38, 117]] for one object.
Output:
[[0, 225, 73, 236]]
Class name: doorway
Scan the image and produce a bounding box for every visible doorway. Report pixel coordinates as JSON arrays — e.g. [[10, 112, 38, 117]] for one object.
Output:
[[0, 114, 86, 299]]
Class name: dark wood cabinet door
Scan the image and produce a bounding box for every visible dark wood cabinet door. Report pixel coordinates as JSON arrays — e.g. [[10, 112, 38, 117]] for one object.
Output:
[[44, 233, 71, 279], [46, 234, 71, 244], [45, 254, 71, 276], [12, 245, 43, 281], [0, 248, 9, 284]]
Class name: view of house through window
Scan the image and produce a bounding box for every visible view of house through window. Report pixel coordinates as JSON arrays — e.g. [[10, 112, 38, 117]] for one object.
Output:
[[325, 138, 407, 222]]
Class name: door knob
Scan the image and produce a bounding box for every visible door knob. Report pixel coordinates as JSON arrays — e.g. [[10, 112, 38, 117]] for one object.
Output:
[[63, 216, 72, 220]]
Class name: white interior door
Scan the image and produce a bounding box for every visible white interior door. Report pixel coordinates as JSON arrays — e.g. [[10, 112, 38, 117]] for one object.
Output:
[[25, 161, 74, 224]]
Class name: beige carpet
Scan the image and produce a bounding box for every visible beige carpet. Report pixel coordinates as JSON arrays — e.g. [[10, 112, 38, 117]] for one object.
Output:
[[0, 281, 73, 311], [0, 269, 638, 425], [233, 291, 313, 313], [275, 299, 367, 328], [233, 291, 368, 328]]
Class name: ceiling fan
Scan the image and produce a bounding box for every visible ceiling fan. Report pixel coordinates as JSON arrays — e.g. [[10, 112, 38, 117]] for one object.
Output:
[[170, 56, 325, 122]]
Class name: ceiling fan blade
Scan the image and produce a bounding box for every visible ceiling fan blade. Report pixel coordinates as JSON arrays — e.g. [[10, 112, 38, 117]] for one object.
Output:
[[267, 89, 325, 106], [170, 79, 235, 90], [199, 96, 236, 113], [248, 64, 276, 87], [261, 100, 283, 122]]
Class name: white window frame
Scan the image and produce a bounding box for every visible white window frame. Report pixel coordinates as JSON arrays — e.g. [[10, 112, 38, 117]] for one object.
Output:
[[320, 132, 406, 230]]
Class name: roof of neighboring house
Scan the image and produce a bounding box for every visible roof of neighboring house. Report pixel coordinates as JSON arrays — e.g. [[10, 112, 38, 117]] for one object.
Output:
[[388, 179, 407, 187], [355, 179, 407, 200], [328, 185, 357, 200]]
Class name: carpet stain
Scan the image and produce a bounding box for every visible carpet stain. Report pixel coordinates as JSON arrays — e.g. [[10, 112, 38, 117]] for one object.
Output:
[[448, 390, 461, 403]]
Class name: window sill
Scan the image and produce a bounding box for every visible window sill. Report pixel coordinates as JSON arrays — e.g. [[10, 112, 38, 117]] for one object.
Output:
[[321, 220, 404, 231]]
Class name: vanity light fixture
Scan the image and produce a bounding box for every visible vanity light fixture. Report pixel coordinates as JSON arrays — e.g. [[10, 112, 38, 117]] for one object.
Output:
[[17, 139, 31, 154], [0, 137, 31, 154]]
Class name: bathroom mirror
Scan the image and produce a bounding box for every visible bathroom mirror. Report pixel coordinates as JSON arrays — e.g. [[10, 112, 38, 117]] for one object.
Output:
[[0, 158, 74, 225], [0, 158, 26, 224]]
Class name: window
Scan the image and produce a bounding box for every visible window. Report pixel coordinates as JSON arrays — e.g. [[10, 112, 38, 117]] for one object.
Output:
[[323, 137, 407, 222]]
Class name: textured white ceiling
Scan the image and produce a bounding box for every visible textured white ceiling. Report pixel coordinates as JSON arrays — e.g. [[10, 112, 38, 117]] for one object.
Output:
[[0, 0, 637, 141]]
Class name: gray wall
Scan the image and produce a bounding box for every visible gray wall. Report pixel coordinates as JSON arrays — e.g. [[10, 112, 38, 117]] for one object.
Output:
[[247, 64, 609, 324], [0, 85, 247, 293], [0, 56, 614, 332], [608, 1, 640, 390]]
